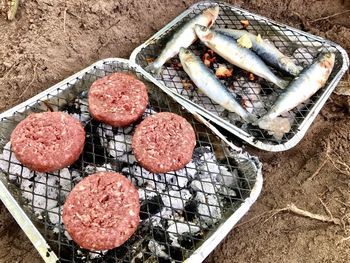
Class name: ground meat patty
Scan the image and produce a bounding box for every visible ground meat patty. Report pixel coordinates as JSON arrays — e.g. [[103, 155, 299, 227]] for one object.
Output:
[[88, 72, 149, 127], [132, 112, 196, 173], [63, 172, 140, 251], [10, 112, 85, 173]]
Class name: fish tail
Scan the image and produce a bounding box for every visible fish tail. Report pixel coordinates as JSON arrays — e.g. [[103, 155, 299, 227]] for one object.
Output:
[[276, 78, 289, 89], [258, 116, 291, 139], [145, 63, 162, 76]]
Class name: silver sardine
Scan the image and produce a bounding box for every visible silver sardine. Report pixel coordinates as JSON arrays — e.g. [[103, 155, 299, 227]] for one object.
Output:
[[258, 53, 335, 134], [179, 47, 256, 123], [194, 25, 289, 89], [146, 6, 219, 75], [216, 28, 303, 76]]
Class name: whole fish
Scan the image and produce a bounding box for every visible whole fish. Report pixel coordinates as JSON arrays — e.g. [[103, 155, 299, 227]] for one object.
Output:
[[261, 53, 335, 120], [179, 47, 256, 123], [258, 52, 335, 132], [146, 6, 219, 75], [194, 25, 289, 89], [216, 28, 303, 76]]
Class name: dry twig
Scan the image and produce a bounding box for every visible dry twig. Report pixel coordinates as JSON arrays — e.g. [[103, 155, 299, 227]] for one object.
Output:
[[234, 210, 273, 228], [264, 203, 341, 225], [236, 202, 341, 228], [7, 0, 19, 20], [340, 235, 350, 243], [319, 198, 334, 221], [310, 10, 350, 23], [305, 141, 331, 182], [63, 8, 67, 33], [19, 63, 38, 98]]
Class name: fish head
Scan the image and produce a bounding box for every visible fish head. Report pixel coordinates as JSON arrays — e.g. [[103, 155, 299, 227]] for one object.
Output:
[[179, 47, 197, 70], [321, 53, 335, 65], [179, 47, 195, 62], [202, 6, 220, 27], [194, 24, 214, 43], [318, 52, 335, 84]]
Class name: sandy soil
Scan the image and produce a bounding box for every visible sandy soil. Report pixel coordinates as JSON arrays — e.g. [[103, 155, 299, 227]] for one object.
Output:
[[0, 0, 349, 262]]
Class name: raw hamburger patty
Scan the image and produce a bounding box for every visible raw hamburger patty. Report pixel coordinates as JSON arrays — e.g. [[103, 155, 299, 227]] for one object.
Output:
[[88, 72, 149, 127], [63, 172, 140, 251], [10, 112, 85, 172], [132, 112, 196, 173]]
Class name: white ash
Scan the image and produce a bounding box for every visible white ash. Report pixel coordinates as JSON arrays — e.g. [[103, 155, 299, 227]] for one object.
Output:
[[167, 221, 201, 247], [197, 161, 221, 179], [182, 161, 197, 179], [147, 207, 174, 226], [143, 108, 157, 118], [138, 188, 157, 200], [167, 161, 197, 190], [196, 149, 217, 166], [116, 153, 137, 164], [88, 250, 107, 260], [197, 159, 238, 195], [58, 168, 72, 193], [97, 126, 136, 164], [68, 98, 91, 124], [47, 206, 60, 225], [71, 170, 83, 183], [148, 240, 169, 259], [20, 173, 59, 212], [108, 134, 132, 157], [123, 165, 166, 191], [216, 167, 239, 195], [195, 192, 222, 227], [190, 179, 217, 195], [84, 163, 112, 174], [161, 189, 192, 211], [64, 230, 72, 241], [96, 123, 113, 147], [0, 142, 31, 181]]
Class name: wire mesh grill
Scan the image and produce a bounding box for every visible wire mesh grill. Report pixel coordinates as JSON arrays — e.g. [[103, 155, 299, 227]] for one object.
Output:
[[0, 59, 260, 263], [131, 1, 349, 151]]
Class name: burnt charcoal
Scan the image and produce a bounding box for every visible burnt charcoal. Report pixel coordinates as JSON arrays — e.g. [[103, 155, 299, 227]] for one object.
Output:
[[152, 226, 169, 243], [158, 258, 172, 263], [79, 120, 108, 166], [169, 246, 183, 261], [112, 245, 129, 259], [61, 99, 81, 115], [192, 146, 212, 163], [182, 199, 198, 221], [178, 232, 202, 249], [140, 195, 164, 220]]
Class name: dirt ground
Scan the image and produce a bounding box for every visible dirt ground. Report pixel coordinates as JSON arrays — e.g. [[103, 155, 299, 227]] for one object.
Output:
[[0, 0, 349, 262]]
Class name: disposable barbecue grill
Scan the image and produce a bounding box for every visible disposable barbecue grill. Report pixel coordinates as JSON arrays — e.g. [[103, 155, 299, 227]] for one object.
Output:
[[130, 1, 349, 151], [1, 1, 348, 262], [0, 58, 262, 263]]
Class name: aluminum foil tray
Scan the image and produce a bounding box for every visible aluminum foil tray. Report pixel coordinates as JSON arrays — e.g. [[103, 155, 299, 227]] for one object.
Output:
[[0, 58, 262, 263], [130, 1, 349, 152]]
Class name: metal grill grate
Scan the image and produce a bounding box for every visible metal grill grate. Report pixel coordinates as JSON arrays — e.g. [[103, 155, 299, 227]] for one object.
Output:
[[0, 59, 261, 263], [130, 1, 349, 151]]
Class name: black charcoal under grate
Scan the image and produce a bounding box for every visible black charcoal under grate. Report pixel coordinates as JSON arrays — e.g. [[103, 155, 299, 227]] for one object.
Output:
[[132, 1, 348, 148], [0, 60, 258, 263]]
